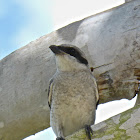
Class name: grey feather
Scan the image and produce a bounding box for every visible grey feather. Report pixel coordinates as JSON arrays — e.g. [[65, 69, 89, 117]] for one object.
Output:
[[48, 44, 99, 139], [48, 79, 54, 109]]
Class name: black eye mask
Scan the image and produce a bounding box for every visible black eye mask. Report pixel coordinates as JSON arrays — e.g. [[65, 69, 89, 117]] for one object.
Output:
[[59, 46, 88, 66]]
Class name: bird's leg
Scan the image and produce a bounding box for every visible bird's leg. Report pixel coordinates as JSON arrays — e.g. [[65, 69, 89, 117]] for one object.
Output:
[[56, 137, 65, 140], [85, 125, 93, 140], [56, 125, 65, 140]]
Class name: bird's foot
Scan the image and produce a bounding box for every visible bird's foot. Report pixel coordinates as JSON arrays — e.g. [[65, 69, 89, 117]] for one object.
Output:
[[56, 137, 65, 140], [85, 125, 93, 140]]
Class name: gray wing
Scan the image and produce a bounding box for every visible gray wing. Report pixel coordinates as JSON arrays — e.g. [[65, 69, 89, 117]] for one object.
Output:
[[91, 75, 99, 109], [48, 79, 54, 109]]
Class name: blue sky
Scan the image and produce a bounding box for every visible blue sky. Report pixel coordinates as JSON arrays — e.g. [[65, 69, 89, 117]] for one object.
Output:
[[0, 0, 53, 60], [1, 0, 134, 140]]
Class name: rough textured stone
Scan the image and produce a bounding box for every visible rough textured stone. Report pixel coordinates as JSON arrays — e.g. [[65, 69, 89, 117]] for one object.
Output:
[[119, 107, 140, 139], [112, 114, 121, 124], [125, 0, 134, 3], [136, 90, 140, 105], [0, 0, 140, 139]]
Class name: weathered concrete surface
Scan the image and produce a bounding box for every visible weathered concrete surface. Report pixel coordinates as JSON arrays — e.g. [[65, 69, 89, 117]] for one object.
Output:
[[125, 0, 134, 3], [136, 91, 140, 105], [0, 0, 140, 139], [66, 105, 140, 140]]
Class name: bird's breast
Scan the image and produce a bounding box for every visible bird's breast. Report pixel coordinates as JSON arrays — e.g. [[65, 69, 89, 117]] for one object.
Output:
[[50, 71, 97, 136]]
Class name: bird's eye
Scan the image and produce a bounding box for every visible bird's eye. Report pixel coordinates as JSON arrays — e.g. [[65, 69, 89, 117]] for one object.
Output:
[[71, 49, 75, 53]]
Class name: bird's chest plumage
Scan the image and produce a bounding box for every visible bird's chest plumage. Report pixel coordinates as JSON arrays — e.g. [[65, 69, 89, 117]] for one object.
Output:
[[50, 71, 97, 137]]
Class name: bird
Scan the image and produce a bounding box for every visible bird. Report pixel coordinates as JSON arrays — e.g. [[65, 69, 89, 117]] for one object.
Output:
[[48, 44, 99, 140]]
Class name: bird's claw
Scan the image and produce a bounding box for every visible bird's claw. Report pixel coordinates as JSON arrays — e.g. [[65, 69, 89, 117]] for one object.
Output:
[[85, 125, 93, 140], [56, 137, 65, 140]]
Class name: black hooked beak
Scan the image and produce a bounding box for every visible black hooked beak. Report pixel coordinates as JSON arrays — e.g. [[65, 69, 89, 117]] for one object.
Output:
[[49, 45, 63, 54], [49, 45, 61, 54]]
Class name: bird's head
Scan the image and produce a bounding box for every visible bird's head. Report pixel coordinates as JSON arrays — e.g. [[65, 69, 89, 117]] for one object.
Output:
[[49, 44, 89, 72]]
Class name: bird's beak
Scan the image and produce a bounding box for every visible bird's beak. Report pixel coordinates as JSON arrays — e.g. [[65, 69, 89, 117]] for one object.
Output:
[[49, 45, 61, 54]]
